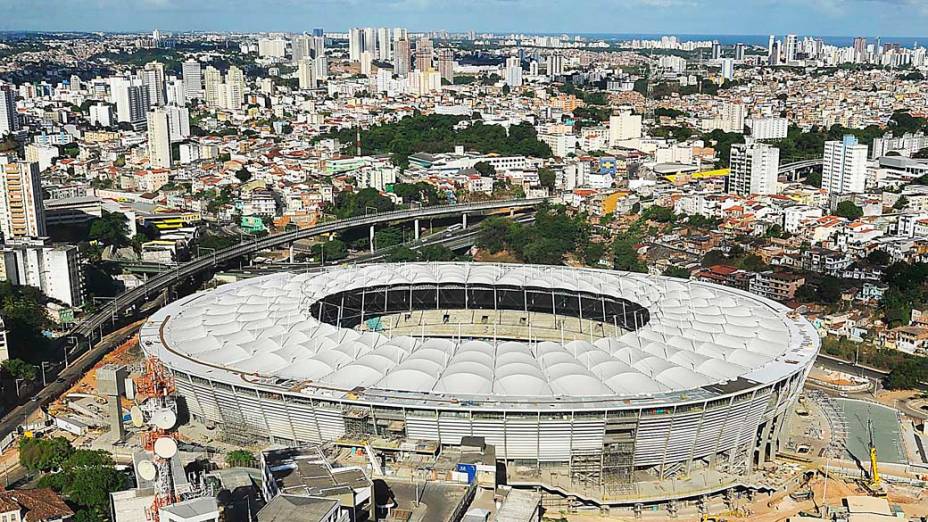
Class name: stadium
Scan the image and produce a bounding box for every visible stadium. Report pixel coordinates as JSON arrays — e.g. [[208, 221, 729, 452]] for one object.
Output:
[[139, 263, 819, 504]]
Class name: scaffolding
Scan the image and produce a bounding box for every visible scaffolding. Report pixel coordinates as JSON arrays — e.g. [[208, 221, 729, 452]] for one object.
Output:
[[808, 390, 848, 459]]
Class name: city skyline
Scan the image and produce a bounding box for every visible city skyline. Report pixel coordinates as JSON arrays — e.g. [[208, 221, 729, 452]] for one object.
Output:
[[5, 0, 928, 37]]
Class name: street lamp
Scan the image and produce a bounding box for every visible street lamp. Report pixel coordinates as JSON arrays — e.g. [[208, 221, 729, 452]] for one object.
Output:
[[40, 362, 48, 387], [198, 246, 217, 265], [15, 378, 24, 397]]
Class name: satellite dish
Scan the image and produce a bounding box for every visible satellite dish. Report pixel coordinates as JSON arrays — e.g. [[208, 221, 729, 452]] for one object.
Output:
[[130, 406, 144, 428], [150, 409, 177, 430], [137, 460, 157, 481], [154, 437, 178, 459]]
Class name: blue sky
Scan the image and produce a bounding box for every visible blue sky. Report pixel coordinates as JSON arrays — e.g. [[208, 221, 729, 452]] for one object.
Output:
[[3, 0, 928, 37]]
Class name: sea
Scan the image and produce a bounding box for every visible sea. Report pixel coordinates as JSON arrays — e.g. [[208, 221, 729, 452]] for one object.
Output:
[[567, 33, 925, 48]]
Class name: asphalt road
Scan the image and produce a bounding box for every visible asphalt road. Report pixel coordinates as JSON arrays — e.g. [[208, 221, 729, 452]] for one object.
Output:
[[0, 324, 142, 440], [814, 353, 889, 381]]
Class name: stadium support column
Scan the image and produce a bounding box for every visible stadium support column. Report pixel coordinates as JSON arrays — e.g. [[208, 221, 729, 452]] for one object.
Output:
[[462, 213, 467, 229], [414, 219, 420, 241], [370, 225, 375, 254]]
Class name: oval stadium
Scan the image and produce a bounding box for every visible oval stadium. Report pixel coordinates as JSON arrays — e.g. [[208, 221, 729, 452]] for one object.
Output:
[[139, 262, 819, 505]]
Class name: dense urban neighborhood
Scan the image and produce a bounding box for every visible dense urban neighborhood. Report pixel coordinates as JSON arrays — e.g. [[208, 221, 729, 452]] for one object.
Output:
[[0, 19, 927, 522]]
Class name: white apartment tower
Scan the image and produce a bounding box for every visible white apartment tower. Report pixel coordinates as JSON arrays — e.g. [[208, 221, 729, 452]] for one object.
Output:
[[729, 142, 780, 196], [784, 34, 798, 63], [547, 52, 564, 76], [377, 27, 392, 61], [504, 56, 522, 87], [182, 60, 202, 102], [142, 61, 167, 106], [147, 108, 172, 168], [111, 77, 150, 126], [823, 135, 868, 194], [298, 58, 317, 89], [609, 108, 642, 145], [0, 156, 46, 240]]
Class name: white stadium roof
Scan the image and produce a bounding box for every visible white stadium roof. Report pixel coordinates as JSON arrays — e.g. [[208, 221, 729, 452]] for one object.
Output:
[[142, 263, 819, 406]]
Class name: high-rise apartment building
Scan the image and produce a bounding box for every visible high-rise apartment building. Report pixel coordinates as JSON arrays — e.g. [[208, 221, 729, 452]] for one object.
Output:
[[720, 58, 734, 80], [415, 39, 433, 72], [291, 34, 311, 63], [437, 49, 454, 83], [377, 27, 391, 61], [0, 84, 18, 136], [711, 41, 721, 60], [203, 66, 222, 108], [226, 66, 245, 109], [745, 117, 789, 140], [360, 51, 373, 76], [609, 108, 642, 144], [142, 61, 167, 106], [547, 52, 564, 76], [0, 156, 46, 240], [257, 38, 287, 58], [823, 135, 868, 194], [0, 238, 84, 307], [165, 105, 190, 142], [394, 39, 411, 77], [349, 28, 364, 61], [734, 43, 745, 61], [111, 77, 150, 126], [503, 56, 522, 87], [298, 58, 317, 89], [784, 34, 798, 63], [853, 37, 868, 62], [147, 108, 172, 168], [729, 142, 780, 196]]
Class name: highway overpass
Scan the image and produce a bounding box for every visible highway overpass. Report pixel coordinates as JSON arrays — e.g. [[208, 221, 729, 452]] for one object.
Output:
[[69, 198, 544, 343]]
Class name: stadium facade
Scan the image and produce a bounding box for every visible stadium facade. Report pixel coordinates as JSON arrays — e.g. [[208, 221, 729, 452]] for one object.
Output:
[[140, 263, 819, 504]]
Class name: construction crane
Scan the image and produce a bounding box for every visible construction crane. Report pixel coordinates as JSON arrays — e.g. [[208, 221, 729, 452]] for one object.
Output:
[[868, 417, 881, 489]]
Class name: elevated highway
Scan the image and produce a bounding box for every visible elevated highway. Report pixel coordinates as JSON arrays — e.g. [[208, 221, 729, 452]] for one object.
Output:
[[69, 199, 544, 343]]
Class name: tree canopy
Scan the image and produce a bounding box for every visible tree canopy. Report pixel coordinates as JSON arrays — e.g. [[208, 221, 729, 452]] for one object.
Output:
[[476, 205, 588, 265], [833, 200, 863, 220], [316, 114, 552, 167], [88, 211, 130, 247]]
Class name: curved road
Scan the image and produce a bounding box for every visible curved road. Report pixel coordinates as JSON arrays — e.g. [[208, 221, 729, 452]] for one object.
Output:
[[72, 198, 544, 341]]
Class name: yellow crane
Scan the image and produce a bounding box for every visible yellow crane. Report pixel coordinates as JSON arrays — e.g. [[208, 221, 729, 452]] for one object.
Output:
[[868, 417, 880, 489]]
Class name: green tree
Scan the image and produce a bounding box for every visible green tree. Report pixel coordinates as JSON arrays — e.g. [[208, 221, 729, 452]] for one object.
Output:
[[805, 171, 822, 188], [19, 437, 74, 471], [582, 242, 606, 266], [39, 449, 128, 518], [2, 358, 38, 381], [225, 450, 255, 467], [640, 205, 675, 223], [235, 167, 252, 184], [476, 217, 513, 254], [701, 249, 728, 267], [913, 148, 928, 159], [739, 254, 768, 272], [893, 196, 909, 210], [309, 239, 348, 262], [613, 238, 645, 273], [387, 246, 418, 262], [834, 200, 863, 220], [537, 167, 556, 191], [88, 211, 130, 247], [867, 250, 891, 266], [417, 244, 456, 262], [474, 161, 496, 177], [663, 266, 692, 279]]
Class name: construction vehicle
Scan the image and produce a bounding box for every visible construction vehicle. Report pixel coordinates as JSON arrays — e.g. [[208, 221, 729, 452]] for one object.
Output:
[[863, 415, 887, 496]]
